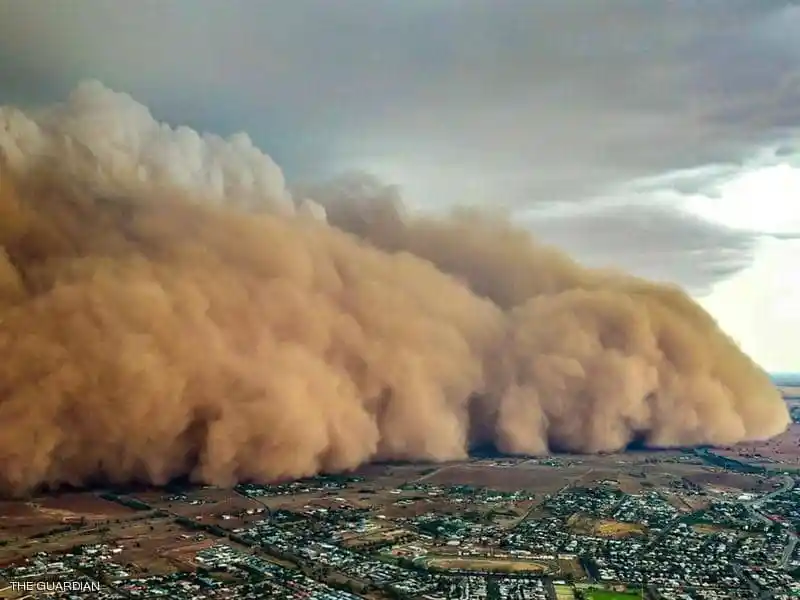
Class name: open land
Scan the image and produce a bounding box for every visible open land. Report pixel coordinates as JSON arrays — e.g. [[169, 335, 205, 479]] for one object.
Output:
[[1, 441, 800, 600], [779, 386, 800, 399], [717, 397, 800, 467]]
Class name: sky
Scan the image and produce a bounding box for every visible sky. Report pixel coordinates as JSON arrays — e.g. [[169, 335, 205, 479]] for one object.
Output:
[[0, 0, 798, 372]]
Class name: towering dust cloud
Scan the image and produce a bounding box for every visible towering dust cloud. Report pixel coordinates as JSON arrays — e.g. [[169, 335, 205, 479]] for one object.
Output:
[[0, 82, 789, 497]]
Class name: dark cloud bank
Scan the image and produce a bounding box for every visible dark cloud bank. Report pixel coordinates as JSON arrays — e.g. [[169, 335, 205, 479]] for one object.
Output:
[[1, 1, 799, 193]]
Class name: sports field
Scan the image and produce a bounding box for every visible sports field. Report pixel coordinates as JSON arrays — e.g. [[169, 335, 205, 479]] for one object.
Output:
[[584, 590, 641, 599], [423, 555, 550, 573], [553, 584, 576, 599]]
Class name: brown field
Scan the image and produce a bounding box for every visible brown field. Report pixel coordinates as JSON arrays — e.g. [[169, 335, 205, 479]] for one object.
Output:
[[246, 492, 365, 514], [719, 424, 800, 466], [660, 490, 709, 512], [161, 498, 255, 518], [379, 496, 492, 519], [622, 469, 684, 492], [0, 494, 138, 540], [615, 475, 651, 494], [568, 515, 646, 539], [131, 487, 276, 531], [559, 556, 587, 579], [423, 464, 585, 493], [594, 520, 646, 538], [350, 463, 465, 491], [564, 467, 661, 492], [38, 494, 135, 515], [135, 487, 260, 513], [574, 459, 754, 495], [692, 523, 730, 535], [357, 462, 439, 480], [0, 494, 134, 522], [682, 496, 711, 510], [342, 527, 411, 549], [111, 519, 256, 574], [0, 515, 173, 565], [576, 450, 689, 466], [0, 526, 104, 564], [424, 555, 552, 573], [680, 470, 773, 492], [779, 386, 800, 398], [375, 497, 435, 519]]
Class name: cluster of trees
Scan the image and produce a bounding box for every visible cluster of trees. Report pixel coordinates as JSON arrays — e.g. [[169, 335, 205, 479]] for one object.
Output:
[[30, 524, 82, 539], [173, 515, 226, 537], [99, 493, 151, 511], [692, 449, 766, 474]]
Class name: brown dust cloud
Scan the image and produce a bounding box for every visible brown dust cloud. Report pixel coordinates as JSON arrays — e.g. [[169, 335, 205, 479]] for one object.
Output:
[[0, 82, 789, 497]]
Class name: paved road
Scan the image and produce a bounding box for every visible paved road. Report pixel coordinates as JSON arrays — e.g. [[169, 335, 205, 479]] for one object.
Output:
[[412, 466, 449, 483], [747, 475, 795, 508], [513, 472, 595, 531], [745, 475, 797, 570], [733, 564, 766, 598], [781, 534, 798, 570], [648, 472, 797, 590]]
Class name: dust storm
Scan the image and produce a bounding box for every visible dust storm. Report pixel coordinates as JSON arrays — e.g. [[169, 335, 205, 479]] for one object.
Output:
[[0, 82, 788, 497]]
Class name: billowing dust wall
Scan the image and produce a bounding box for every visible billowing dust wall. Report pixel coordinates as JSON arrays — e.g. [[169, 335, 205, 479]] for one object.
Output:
[[0, 82, 788, 496]]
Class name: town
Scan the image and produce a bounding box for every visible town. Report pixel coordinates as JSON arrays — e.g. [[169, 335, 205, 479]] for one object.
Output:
[[2, 430, 800, 600]]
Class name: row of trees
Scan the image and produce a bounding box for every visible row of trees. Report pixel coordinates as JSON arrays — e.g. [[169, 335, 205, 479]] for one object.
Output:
[[99, 493, 151, 511]]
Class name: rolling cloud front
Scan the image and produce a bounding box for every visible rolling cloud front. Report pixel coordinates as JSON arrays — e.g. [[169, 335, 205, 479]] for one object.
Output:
[[0, 1, 797, 494]]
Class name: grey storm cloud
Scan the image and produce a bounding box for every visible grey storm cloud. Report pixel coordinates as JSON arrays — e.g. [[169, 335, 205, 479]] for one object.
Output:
[[522, 205, 758, 295], [0, 0, 798, 292]]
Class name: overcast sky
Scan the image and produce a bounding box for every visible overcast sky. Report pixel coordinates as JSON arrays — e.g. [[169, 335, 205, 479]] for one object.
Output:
[[0, 0, 798, 371]]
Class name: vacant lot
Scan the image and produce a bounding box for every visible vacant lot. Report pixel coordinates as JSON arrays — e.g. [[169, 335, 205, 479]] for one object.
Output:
[[39, 493, 134, 513], [595, 520, 646, 538], [568, 515, 646, 539], [112, 519, 255, 574], [719, 424, 800, 466], [779, 386, 800, 398], [558, 556, 587, 579], [0, 494, 138, 540], [136, 487, 262, 515], [0, 514, 172, 565], [680, 470, 772, 492], [692, 523, 731, 535], [0, 493, 134, 521], [423, 555, 551, 573], [0, 525, 106, 564], [424, 463, 585, 493]]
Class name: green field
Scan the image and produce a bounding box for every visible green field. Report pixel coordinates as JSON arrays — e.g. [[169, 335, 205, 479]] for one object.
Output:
[[585, 591, 641, 599], [553, 584, 576, 599]]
